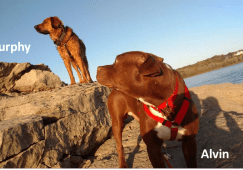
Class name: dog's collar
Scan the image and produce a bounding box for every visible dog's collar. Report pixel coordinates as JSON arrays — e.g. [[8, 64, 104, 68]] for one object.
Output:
[[54, 26, 71, 46], [143, 78, 191, 140]]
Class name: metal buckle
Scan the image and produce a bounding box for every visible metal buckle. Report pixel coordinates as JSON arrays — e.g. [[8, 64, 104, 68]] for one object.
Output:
[[171, 122, 179, 128], [163, 153, 172, 160], [184, 97, 191, 101], [162, 120, 167, 125]]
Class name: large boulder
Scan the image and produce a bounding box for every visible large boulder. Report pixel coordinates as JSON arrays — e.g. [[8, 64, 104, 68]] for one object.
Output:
[[0, 62, 65, 94], [0, 82, 112, 168]]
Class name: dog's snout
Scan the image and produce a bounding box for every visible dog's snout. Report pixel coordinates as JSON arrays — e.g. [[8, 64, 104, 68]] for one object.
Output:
[[34, 25, 39, 30], [97, 66, 107, 76], [97, 66, 102, 71], [96, 66, 105, 79], [34, 25, 40, 32], [96, 66, 114, 88]]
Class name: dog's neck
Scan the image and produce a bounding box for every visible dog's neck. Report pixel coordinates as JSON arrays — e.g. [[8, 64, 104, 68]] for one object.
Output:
[[143, 63, 177, 106], [139, 62, 187, 120], [142, 78, 177, 107], [53, 26, 73, 46]]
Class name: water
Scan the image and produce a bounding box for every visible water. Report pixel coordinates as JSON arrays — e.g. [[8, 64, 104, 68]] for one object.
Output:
[[184, 62, 243, 88]]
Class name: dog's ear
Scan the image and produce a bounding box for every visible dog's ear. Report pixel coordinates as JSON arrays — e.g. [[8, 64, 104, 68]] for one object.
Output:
[[138, 53, 163, 76], [151, 54, 164, 63], [51, 16, 63, 28]]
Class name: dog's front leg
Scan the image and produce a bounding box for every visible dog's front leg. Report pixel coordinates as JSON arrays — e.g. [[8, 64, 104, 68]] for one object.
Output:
[[107, 91, 128, 168], [139, 104, 166, 168], [57, 46, 76, 84], [63, 60, 76, 85], [182, 135, 197, 168], [142, 131, 166, 168], [112, 120, 127, 168]]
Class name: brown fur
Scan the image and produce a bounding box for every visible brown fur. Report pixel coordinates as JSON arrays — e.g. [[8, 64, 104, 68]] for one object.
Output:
[[34, 16, 92, 84]]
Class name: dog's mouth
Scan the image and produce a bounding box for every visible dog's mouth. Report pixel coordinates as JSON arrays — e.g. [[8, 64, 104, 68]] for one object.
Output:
[[34, 25, 50, 35], [105, 84, 114, 88], [39, 31, 50, 35]]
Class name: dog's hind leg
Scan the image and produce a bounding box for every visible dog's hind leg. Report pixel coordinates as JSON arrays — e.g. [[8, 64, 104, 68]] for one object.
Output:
[[70, 52, 89, 83], [71, 60, 84, 84], [83, 64, 93, 83]]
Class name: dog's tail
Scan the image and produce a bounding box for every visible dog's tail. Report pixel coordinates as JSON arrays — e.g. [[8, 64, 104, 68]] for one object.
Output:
[[79, 39, 89, 70]]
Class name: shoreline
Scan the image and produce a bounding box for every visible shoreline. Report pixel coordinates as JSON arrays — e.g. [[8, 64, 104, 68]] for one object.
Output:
[[177, 53, 243, 79]]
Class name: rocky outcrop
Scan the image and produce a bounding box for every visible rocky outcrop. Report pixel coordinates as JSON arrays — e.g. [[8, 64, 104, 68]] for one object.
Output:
[[0, 82, 112, 168], [85, 83, 243, 168], [0, 62, 65, 94]]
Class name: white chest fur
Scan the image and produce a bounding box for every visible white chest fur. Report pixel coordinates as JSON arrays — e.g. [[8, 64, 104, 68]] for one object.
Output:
[[155, 123, 186, 141], [149, 106, 186, 141]]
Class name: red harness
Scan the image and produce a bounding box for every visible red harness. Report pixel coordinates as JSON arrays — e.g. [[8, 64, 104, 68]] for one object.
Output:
[[142, 78, 191, 141]]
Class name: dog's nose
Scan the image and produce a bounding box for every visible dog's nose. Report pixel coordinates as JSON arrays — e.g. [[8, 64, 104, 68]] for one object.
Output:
[[34, 25, 38, 30], [96, 66, 103, 77], [97, 66, 105, 74], [96, 66, 106, 81]]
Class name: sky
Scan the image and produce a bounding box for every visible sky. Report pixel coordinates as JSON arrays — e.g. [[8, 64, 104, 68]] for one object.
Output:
[[0, 0, 243, 84]]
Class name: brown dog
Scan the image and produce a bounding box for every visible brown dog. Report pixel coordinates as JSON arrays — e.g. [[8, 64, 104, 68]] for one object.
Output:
[[34, 16, 92, 84], [97, 51, 199, 168]]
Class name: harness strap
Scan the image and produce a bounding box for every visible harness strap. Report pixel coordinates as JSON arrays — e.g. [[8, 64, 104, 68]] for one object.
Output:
[[157, 78, 179, 111], [174, 85, 190, 125], [170, 128, 178, 141], [143, 83, 191, 141]]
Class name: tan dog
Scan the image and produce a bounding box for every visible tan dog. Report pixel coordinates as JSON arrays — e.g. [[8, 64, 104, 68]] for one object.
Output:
[[34, 16, 92, 84], [97, 51, 199, 168]]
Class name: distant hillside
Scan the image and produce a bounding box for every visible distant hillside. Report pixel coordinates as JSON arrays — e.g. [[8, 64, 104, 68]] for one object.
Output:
[[177, 50, 243, 78]]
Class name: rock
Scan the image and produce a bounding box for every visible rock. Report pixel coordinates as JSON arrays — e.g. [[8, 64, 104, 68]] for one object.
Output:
[[14, 69, 63, 92], [0, 82, 112, 168], [0, 141, 45, 168], [0, 115, 44, 162], [0, 62, 64, 94], [0, 62, 17, 77], [86, 83, 243, 168], [0, 82, 110, 121], [0, 62, 30, 93]]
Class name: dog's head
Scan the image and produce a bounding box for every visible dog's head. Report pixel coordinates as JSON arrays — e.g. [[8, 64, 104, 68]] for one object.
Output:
[[97, 51, 173, 104], [34, 16, 64, 36]]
